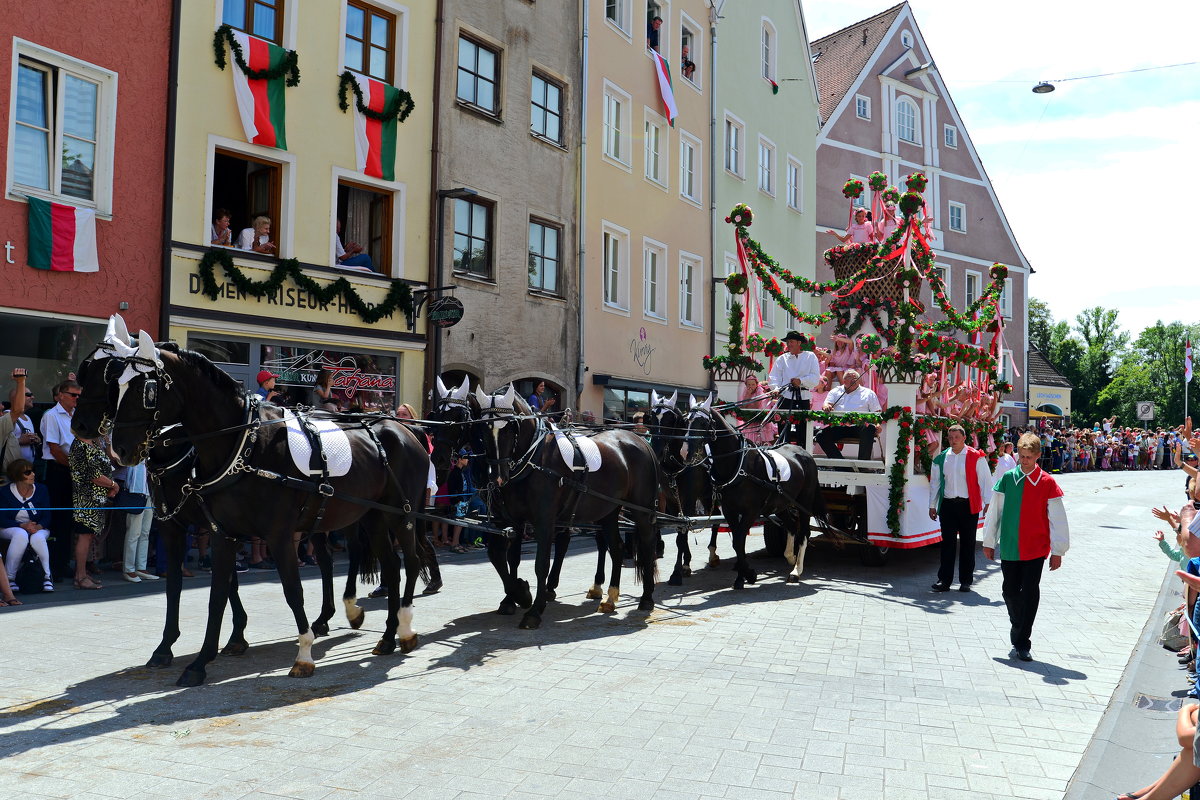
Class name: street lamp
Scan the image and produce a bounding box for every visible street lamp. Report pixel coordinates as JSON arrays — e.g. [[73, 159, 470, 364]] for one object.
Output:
[[430, 187, 478, 388], [1032, 81, 1055, 94]]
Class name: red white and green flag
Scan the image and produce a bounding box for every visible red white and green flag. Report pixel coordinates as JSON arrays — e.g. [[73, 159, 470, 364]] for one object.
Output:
[[351, 73, 400, 181], [650, 50, 677, 127], [230, 31, 288, 149], [26, 196, 99, 273]]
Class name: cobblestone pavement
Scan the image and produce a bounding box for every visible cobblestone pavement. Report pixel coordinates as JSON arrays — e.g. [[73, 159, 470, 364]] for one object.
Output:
[[0, 470, 1177, 799]]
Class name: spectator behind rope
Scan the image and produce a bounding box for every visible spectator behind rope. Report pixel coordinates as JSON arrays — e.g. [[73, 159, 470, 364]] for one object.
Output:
[[0, 458, 53, 593]]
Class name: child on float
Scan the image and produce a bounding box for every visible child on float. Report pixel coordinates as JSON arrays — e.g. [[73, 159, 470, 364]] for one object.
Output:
[[825, 208, 874, 245]]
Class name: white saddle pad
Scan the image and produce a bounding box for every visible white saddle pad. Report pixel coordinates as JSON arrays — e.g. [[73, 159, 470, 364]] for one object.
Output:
[[284, 409, 352, 477], [763, 449, 792, 483], [553, 428, 602, 472]]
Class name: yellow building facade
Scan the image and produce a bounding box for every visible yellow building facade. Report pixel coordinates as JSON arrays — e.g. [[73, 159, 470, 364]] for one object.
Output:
[[166, 1, 433, 408], [582, 0, 714, 421]]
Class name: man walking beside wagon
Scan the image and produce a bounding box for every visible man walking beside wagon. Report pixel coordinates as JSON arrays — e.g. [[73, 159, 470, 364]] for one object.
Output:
[[929, 423, 994, 593]]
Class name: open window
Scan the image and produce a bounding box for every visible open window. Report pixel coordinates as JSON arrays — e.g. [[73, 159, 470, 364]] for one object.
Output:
[[211, 148, 282, 251], [336, 179, 392, 274]]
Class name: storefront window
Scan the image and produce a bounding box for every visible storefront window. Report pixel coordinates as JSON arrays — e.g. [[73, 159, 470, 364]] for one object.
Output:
[[188, 337, 250, 364], [259, 344, 398, 410], [0, 313, 105, 403]]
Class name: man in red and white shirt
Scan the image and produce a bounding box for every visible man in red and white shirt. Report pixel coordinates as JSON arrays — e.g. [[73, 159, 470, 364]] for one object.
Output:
[[929, 424, 993, 593]]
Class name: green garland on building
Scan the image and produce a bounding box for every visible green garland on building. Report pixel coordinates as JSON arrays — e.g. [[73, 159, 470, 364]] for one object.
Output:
[[336, 71, 416, 123], [212, 24, 301, 86], [196, 248, 413, 325]]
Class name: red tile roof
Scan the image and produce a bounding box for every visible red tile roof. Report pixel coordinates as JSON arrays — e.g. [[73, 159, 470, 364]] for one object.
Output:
[[810, 3, 905, 123]]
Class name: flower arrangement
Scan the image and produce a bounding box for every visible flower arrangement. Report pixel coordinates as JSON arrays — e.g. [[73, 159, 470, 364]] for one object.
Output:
[[725, 272, 748, 294], [882, 187, 901, 205], [726, 203, 754, 227], [868, 171, 889, 192], [746, 333, 766, 353], [905, 172, 928, 192], [764, 338, 785, 357], [842, 179, 865, 200], [898, 190, 924, 218], [858, 333, 883, 355]]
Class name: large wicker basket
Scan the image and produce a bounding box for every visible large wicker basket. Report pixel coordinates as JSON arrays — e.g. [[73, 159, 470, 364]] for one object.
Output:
[[827, 246, 919, 305]]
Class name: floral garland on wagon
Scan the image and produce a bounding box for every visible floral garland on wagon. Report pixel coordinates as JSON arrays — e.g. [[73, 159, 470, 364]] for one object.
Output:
[[212, 24, 301, 85], [196, 248, 413, 325], [702, 300, 763, 373]]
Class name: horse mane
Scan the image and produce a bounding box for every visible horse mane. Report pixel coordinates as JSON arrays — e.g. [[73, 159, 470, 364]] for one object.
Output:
[[162, 344, 246, 397]]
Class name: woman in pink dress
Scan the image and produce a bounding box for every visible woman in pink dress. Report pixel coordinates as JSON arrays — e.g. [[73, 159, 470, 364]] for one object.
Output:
[[738, 374, 778, 446], [826, 208, 874, 245], [874, 201, 900, 243]]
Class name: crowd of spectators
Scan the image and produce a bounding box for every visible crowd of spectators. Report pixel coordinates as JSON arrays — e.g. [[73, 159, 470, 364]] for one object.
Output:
[[1005, 420, 1192, 474]]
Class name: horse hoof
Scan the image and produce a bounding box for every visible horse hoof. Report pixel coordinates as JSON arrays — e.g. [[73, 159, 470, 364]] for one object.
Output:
[[176, 669, 206, 687], [707, 555, 721, 568], [733, 577, 745, 591], [373, 638, 397, 656], [146, 652, 173, 669], [516, 580, 533, 608], [786, 574, 800, 584], [422, 578, 443, 595], [497, 599, 517, 616], [682, 566, 692, 577], [399, 634, 419, 654], [637, 598, 654, 611], [745, 571, 758, 584], [220, 639, 249, 656], [546, 589, 556, 602], [585, 587, 602, 599], [598, 601, 616, 613], [667, 573, 683, 586], [348, 608, 366, 630], [518, 613, 542, 630], [288, 660, 316, 678], [310, 621, 329, 637]]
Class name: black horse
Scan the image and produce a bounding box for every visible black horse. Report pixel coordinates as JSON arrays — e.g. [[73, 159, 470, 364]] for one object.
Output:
[[678, 396, 824, 588], [73, 335, 430, 686], [473, 385, 663, 628], [647, 391, 723, 585]]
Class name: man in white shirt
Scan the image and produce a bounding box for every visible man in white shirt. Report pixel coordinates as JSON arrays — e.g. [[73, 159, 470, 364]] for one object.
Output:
[[928, 424, 993, 592], [767, 331, 821, 447], [814, 369, 882, 460], [41, 379, 79, 579]]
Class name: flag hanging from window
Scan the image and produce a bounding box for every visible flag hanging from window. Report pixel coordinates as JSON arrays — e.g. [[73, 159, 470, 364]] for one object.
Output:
[[230, 31, 289, 149], [25, 196, 99, 273], [1187, 339, 1193, 382], [350, 73, 400, 182], [650, 50, 677, 127]]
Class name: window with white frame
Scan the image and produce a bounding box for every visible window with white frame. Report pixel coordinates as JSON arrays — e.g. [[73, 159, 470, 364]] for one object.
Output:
[[528, 218, 561, 294], [785, 157, 802, 211], [901, 30, 913, 48], [679, 131, 700, 203], [679, 253, 702, 327], [602, 224, 629, 310], [724, 115, 744, 177], [602, 83, 630, 165], [999, 276, 1013, 318], [10, 45, 117, 214], [757, 137, 775, 195], [965, 270, 981, 307], [456, 36, 499, 114], [855, 94, 871, 120], [644, 114, 665, 185], [896, 97, 918, 143], [643, 240, 666, 319], [759, 279, 774, 327], [605, 0, 631, 34], [760, 19, 776, 82], [998, 348, 1012, 383], [948, 201, 966, 233], [943, 124, 958, 149], [680, 15, 700, 85], [530, 72, 563, 144], [850, 173, 867, 208]]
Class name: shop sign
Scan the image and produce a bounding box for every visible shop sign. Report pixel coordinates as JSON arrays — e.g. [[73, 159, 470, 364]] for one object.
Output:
[[261, 348, 396, 399], [428, 295, 464, 328], [629, 327, 654, 375]]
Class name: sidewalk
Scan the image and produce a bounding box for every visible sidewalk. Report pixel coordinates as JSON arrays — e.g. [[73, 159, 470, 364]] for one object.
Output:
[[1066, 565, 1196, 799]]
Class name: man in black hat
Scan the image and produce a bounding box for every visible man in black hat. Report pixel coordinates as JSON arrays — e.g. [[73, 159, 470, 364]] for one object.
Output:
[[767, 331, 821, 446]]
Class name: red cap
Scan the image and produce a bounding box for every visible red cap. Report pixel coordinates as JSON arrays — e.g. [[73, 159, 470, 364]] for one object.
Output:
[[256, 370, 279, 385]]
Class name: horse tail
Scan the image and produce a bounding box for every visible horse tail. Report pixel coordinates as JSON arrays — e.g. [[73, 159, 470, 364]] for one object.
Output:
[[410, 519, 433, 585], [356, 526, 380, 585], [635, 442, 664, 587]]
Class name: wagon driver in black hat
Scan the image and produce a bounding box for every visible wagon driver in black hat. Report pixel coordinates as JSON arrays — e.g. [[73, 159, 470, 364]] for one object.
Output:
[[767, 331, 821, 447]]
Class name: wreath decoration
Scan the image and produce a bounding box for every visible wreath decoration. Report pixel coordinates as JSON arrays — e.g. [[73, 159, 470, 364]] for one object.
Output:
[[898, 190, 924, 218], [213, 24, 301, 86], [842, 179, 865, 200], [726, 203, 754, 227], [763, 338, 785, 358], [745, 333, 766, 353], [868, 172, 889, 192], [196, 248, 413, 325], [337, 71, 416, 124], [882, 187, 901, 205], [904, 172, 928, 193], [725, 272, 748, 295]]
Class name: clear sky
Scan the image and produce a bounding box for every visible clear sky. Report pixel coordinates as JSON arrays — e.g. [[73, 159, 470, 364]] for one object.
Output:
[[803, 0, 1200, 339]]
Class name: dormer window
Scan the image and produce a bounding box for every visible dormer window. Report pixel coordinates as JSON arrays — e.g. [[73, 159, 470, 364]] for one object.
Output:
[[900, 30, 913, 48]]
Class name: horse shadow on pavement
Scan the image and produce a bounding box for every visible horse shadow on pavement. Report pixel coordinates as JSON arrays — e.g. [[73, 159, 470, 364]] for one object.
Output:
[[0, 631, 393, 759]]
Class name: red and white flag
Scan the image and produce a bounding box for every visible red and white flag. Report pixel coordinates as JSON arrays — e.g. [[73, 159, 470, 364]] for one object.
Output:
[[350, 73, 400, 181], [25, 196, 99, 272], [1187, 339, 1193, 382], [650, 50, 677, 127], [230, 31, 289, 149]]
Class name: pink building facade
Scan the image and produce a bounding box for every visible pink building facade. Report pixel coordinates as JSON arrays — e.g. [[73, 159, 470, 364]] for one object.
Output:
[[811, 3, 1029, 427]]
